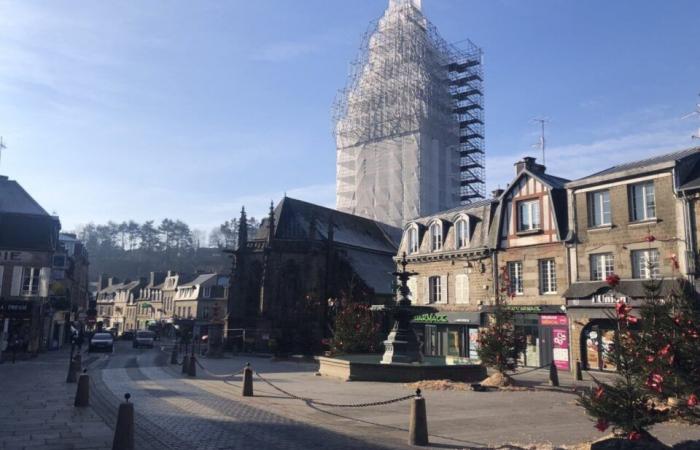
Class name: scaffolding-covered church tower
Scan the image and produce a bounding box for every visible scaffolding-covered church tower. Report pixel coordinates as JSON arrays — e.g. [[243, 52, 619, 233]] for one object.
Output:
[[334, 0, 485, 227]]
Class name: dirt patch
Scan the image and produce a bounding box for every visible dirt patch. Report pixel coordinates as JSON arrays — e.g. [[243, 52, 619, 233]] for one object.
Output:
[[404, 379, 473, 391], [481, 372, 513, 387]]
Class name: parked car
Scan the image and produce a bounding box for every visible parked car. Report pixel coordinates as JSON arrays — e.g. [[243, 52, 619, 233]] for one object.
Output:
[[121, 331, 135, 341], [133, 331, 156, 349], [89, 333, 114, 353]]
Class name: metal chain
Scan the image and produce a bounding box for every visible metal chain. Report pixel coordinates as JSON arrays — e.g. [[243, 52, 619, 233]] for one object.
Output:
[[193, 359, 247, 379], [509, 363, 551, 377], [253, 370, 415, 408]]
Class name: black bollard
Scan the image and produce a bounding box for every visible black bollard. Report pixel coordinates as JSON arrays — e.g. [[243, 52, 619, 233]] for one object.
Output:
[[549, 361, 559, 387], [170, 346, 178, 365], [74, 353, 82, 369], [242, 363, 253, 397], [408, 389, 429, 446], [74, 370, 90, 407], [575, 360, 583, 381], [66, 357, 78, 383], [188, 355, 197, 377], [112, 393, 134, 450], [181, 355, 189, 374]]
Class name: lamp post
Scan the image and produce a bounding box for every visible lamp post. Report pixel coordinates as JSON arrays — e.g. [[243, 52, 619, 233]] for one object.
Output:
[[381, 252, 422, 364]]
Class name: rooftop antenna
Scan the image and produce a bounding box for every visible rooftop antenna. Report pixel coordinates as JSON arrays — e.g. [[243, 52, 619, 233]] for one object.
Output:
[[531, 118, 549, 165], [0, 137, 6, 170], [681, 93, 700, 140]]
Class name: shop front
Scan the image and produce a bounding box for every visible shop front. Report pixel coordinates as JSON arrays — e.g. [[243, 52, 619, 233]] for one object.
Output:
[[411, 312, 482, 363], [508, 306, 570, 371], [0, 300, 36, 359]]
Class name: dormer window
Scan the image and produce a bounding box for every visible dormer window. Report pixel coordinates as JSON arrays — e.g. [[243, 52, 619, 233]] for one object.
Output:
[[517, 199, 541, 232], [430, 222, 442, 252], [455, 218, 469, 249], [407, 226, 419, 254]]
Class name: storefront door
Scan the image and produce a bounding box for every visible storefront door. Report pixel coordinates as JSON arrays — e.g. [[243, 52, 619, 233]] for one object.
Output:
[[583, 323, 617, 371]]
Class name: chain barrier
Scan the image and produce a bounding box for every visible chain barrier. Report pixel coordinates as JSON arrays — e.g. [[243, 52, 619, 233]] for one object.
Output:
[[253, 370, 415, 408], [193, 359, 247, 379], [509, 363, 551, 377]]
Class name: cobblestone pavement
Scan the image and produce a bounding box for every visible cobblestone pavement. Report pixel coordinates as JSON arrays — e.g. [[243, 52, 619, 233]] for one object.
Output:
[[0, 350, 113, 450]]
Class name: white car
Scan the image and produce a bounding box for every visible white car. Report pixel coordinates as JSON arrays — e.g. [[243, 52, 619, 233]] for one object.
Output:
[[133, 331, 155, 349], [89, 333, 114, 353]]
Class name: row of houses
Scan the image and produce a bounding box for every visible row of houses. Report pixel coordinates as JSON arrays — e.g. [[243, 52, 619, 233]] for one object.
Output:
[[400, 147, 700, 373], [227, 147, 700, 373], [0, 175, 91, 359], [95, 271, 229, 338]]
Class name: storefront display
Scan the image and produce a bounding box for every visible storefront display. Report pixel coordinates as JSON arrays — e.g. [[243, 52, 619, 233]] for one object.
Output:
[[412, 312, 482, 361]]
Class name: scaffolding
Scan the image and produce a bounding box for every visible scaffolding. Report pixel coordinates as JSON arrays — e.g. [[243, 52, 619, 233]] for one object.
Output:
[[333, 0, 485, 227]]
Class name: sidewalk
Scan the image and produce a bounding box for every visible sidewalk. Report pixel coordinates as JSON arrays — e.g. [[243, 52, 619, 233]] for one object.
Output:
[[0, 349, 114, 450]]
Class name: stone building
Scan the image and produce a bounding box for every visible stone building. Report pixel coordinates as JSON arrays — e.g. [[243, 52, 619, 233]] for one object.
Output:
[[172, 273, 228, 338], [129, 272, 166, 332], [564, 147, 700, 372], [0, 175, 60, 358], [396, 198, 498, 362], [228, 197, 401, 354]]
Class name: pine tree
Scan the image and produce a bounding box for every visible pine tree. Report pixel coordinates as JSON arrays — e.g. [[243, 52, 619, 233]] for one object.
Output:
[[330, 301, 381, 354]]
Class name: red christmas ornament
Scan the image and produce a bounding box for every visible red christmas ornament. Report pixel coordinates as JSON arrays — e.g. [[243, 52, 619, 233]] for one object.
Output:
[[594, 419, 609, 432], [628, 431, 641, 441], [606, 273, 621, 288], [688, 394, 698, 407], [594, 386, 605, 400], [645, 234, 656, 243], [658, 344, 671, 356], [626, 315, 639, 324]]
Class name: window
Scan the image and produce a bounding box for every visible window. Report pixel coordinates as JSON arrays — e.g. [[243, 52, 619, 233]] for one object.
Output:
[[407, 227, 419, 254], [428, 276, 442, 303], [590, 253, 614, 281], [21, 267, 40, 296], [632, 249, 660, 279], [517, 200, 541, 232], [455, 273, 469, 304], [430, 223, 442, 252], [203, 287, 211, 298], [588, 190, 611, 227], [455, 219, 469, 248], [507, 261, 523, 295], [539, 259, 557, 294], [630, 181, 656, 221]]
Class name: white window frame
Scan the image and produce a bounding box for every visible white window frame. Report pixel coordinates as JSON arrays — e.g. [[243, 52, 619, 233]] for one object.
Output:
[[590, 253, 614, 281], [430, 223, 443, 252], [632, 249, 660, 279], [588, 190, 611, 227], [21, 267, 40, 297], [203, 287, 211, 298], [630, 181, 656, 222], [428, 276, 441, 303], [455, 218, 469, 249], [407, 226, 419, 254], [539, 259, 557, 294], [508, 261, 523, 295], [517, 200, 541, 232], [455, 273, 469, 304]]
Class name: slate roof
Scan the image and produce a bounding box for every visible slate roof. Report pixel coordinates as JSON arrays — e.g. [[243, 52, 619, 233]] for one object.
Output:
[[178, 273, 217, 288], [568, 147, 700, 187], [255, 197, 401, 254], [0, 176, 50, 216]]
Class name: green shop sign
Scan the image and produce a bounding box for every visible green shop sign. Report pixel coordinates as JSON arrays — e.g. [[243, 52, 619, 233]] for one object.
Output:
[[504, 305, 542, 313], [412, 313, 448, 324]]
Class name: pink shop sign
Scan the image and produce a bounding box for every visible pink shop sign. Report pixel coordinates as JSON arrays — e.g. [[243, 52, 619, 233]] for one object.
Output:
[[552, 327, 570, 371], [540, 314, 568, 326]]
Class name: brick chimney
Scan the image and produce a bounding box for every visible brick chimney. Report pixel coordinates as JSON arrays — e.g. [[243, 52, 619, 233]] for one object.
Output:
[[515, 156, 545, 175]]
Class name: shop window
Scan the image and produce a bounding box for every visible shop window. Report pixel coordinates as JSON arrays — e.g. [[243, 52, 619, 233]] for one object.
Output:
[[587, 190, 611, 227], [517, 199, 540, 232], [539, 259, 557, 294], [507, 261, 523, 295], [629, 181, 656, 221], [632, 249, 660, 279], [585, 324, 617, 371], [430, 223, 442, 252], [455, 274, 469, 304], [428, 276, 442, 303], [590, 253, 614, 281]]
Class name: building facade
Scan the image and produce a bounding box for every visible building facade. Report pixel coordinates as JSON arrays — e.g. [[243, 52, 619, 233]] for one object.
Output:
[[172, 273, 228, 338]]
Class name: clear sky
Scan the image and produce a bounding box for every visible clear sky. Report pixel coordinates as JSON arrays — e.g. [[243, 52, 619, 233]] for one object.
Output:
[[1, 0, 699, 234]]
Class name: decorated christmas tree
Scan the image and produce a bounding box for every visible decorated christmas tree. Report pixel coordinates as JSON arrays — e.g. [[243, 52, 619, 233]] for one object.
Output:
[[330, 301, 382, 354]]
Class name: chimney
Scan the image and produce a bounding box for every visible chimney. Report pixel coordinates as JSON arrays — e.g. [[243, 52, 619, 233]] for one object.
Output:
[[514, 156, 545, 175], [492, 188, 504, 199], [99, 274, 109, 290], [149, 272, 156, 286]]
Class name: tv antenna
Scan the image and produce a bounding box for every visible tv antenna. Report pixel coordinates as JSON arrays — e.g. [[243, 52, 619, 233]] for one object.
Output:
[[681, 93, 700, 140], [0, 137, 6, 170], [531, 118, 549, 164]]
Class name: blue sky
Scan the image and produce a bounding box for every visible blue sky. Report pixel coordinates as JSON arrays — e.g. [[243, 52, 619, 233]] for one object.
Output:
[[1, 0, 699, 235]]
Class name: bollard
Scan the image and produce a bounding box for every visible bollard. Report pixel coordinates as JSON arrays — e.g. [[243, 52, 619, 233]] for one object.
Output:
[[188, 355, 197, 377], [549, 361, 559, 387], [575, 360, 583, 381], [66, 357, 78, 383], [112, 393, 134, 450], [74, 369, 90, 407], [242, 363, 253, 397], [181, 355, 190, 374], [170, 346, 178, 365], [408, 389, 429, 446], [74, 353, 82, 369]]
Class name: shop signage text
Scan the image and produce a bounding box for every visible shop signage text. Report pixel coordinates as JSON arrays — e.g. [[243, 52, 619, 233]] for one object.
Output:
[[505, 305, 542, 313], [0, 301, 33, 318], [0, 250, 36, 263], [540, 315, 568, 326], [412, 313, 448, 324]]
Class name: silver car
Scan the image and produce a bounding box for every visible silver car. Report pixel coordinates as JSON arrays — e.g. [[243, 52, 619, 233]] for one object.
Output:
[[89, 332, 114, 353], [133, 331, 155, 349]]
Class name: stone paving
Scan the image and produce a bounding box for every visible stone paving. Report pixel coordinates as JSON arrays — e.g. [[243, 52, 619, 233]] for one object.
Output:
[[0, 350, 113, 450]]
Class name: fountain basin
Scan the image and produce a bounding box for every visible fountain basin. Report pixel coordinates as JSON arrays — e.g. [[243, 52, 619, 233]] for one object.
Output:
[[317, 354, 486, 382]]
